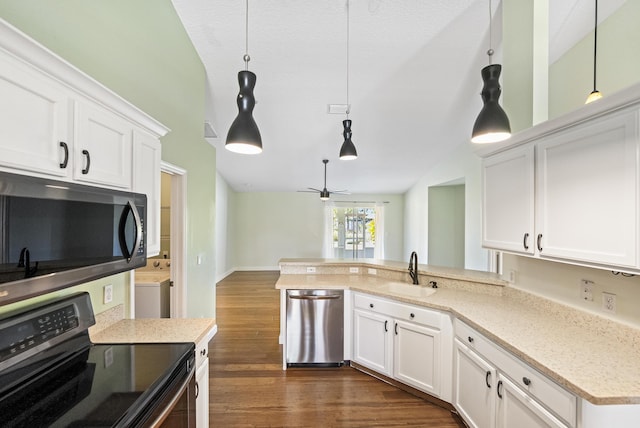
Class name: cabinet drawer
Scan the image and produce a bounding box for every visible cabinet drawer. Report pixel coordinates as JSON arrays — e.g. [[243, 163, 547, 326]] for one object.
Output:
[[354, 292, 441, 328], [455, 319, 576, 427]]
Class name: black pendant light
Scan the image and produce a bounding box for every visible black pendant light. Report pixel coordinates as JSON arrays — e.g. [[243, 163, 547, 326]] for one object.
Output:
[[339, 0, 358, 160], [225, 0, 262, 154], [585, 0, 602, 104], [471, 0, 511, 144]]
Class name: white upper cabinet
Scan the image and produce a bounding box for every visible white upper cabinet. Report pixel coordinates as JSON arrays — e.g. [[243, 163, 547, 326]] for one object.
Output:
[[0, 19, 169, 192], [535, 111, 639, 268], [74, 99, 133, 189], [482, 145, 535, 255], [480, 99, 640, 273], [133, 130, 162, 257], [0, 52, 72, 178]]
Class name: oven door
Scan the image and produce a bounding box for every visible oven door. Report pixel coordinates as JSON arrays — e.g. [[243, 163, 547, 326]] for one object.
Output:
[[145, 363, 196, 428]]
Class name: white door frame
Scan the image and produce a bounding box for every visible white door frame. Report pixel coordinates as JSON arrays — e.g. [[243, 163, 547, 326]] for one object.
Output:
[[161, 161, 188, 318]]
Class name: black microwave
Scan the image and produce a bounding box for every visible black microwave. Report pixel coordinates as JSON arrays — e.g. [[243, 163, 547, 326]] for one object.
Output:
[[0, 171, 146, 306]]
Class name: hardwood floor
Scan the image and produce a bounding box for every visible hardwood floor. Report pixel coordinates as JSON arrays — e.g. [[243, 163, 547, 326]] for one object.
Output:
[[210, 271, 465, 427]]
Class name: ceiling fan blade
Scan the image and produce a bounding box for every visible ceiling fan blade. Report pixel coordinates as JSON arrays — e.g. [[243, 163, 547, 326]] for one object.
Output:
[[329, 190, 350, 195], [307, 187, 322, 192], [297, 190, 319, 193]]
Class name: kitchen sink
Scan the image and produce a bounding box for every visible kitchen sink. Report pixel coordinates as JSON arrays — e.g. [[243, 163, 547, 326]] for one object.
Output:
[[386, 282, 437, 298]]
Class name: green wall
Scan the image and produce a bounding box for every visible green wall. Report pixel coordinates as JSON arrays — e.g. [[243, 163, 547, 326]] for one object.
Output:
[[548, 1, 640, 119], [0, 0, 216, 318]]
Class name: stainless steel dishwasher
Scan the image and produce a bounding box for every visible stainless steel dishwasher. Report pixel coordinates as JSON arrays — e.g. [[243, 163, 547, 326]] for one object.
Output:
[[286, 289, 344, 366]]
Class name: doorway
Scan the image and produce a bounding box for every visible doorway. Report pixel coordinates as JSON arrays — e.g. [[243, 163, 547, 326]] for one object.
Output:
[[161, 162, 187, 318], [428, 181, 465, 268]]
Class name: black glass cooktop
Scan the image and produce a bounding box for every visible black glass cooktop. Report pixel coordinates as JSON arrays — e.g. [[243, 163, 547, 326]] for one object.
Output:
[[0, 342, 194, 428]]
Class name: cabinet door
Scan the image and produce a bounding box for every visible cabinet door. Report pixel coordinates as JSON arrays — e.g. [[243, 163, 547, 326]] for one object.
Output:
[[482, 145, 535, 254], [453, 338, 496, 428], [496, 375, 569, 428], [195, 357, 209, 428], [394, 319, 441, 396], [536, 111, 639, 268], [352, 309, 392, 376], [133, 130, 162, 256], [0, 53, 71, 178], [74, 100, 132, 189]]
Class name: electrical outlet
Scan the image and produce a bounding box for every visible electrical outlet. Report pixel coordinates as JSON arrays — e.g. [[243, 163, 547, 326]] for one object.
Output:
[[104, 346, 114, 368], [602, 292, 617, 314], [580, 279, 594, 302], [306, 266, 316, 273], [368, 268, 377, 275], [508, 270, 516, 284], [103, 284, 113, 304], [349, 267, 359, 274]]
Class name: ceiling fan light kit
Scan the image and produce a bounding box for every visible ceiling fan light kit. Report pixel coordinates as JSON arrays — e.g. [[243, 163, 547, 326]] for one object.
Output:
[[225, 0, 263, 154], [471, 0, 511, 144], [299, 159, 350, 201]]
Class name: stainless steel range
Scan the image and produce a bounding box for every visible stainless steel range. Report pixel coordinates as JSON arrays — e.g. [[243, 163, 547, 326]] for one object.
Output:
[[0, 292, 195, 427]]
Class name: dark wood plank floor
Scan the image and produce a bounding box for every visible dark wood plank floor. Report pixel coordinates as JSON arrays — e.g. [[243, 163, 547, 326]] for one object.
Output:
[[210, 271, 465, 427]]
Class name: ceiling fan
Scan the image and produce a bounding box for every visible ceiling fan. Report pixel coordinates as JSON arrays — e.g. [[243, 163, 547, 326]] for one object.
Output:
[[299, 159, 349, 201]]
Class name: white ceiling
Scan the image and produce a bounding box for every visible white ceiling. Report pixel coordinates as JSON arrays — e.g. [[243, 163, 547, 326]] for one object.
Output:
[[171, 0, 624, 195]]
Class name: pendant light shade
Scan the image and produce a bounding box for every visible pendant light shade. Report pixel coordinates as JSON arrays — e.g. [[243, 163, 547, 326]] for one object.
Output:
[[225, 0, 262, 154], [585, 0, 602, 104], [226, 70, 262, 154], [340, 119, 357, 160], [471, 0, 511, 144], [471, 64, 511, 144]]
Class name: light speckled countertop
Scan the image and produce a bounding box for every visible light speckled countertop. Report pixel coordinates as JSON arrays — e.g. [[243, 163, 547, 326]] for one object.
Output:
[[91, 318, 217, 345], [277, 260, 640, 406]]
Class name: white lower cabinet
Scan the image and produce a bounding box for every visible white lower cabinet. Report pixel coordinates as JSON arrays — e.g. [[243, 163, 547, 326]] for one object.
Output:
[[454, 319, 576, 428], [352, 292, 448, 399], [194, 334, 211, 428], [353, 308, 392, 376], [496, 374, 569, 428], [453, 338, 496, 428]]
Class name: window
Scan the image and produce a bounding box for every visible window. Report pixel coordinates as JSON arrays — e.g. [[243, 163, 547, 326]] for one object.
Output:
[[324, 204, 385, 260]]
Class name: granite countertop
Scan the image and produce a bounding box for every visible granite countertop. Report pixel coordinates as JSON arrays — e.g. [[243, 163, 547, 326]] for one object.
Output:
[[90, 318, 217, 345], [276, 260, 640, 406]]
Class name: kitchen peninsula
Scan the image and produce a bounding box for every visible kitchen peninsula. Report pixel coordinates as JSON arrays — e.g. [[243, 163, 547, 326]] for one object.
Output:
[[277, 258, 640, 428]]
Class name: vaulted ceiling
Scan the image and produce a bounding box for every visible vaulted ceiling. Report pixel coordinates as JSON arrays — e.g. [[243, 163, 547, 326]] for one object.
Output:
[[172, 0, 625, 194]]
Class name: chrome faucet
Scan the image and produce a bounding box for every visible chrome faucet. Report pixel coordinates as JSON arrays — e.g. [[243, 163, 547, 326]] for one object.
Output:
[[408, 251, 419, 285]]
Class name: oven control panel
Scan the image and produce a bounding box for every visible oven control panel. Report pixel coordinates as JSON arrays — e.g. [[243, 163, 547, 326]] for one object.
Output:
[[0, 293, 94, 366], [0, 304, 79, 362]]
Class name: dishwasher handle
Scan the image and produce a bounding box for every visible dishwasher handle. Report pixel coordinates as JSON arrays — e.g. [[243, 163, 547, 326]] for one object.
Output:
[[288, 294, 342, 300]]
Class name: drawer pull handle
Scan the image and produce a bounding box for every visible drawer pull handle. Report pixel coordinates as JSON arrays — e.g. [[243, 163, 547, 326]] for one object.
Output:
[[200, 348, 207, 356], [523, 233, 529, 250], [394, 322, 398, 335], [522, 377, 531, 386], [485, 371, 492, 388], [468, 336, 474, 343], [195, 381, 199, 399], [369, 303, 374, 308], [410, 313, 415, 318], [384, 320, 388, 332], [497, 380, 503, 399]]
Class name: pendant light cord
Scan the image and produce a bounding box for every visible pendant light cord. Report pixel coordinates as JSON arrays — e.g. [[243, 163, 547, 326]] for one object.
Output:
[[593, 0, 598, 91], [244, 0, 250, 71], [346, 0, 350, 118], [487, 0, 494, 65]]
